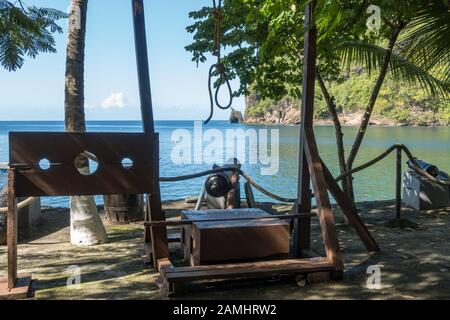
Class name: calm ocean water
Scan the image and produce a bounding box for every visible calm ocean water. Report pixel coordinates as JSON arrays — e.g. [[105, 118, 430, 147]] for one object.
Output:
[[0, 120, 449, 207]]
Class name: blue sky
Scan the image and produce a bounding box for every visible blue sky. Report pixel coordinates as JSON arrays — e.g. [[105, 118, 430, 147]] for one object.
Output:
[[0, 0, 244, 121]]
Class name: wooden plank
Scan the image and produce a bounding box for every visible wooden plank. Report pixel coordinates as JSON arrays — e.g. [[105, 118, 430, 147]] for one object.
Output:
[[132, 0, 156, 134], [146, 213, 313, 227], [143, 200, 152, 264], [244, 182, 256, 208], [7, 169, 18, 290], [181, 208, 291, 228], [9, 132, 156, 197], [164, 258, 334, 282], [165, 257, 330, 273], [321, 160, 380, 252], [148, 138, 169, 269], [304, 128, 344, 272], [294, 0, 318, 257]]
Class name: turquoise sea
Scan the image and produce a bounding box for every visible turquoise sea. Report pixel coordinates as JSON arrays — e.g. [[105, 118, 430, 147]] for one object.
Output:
[[0, 120, 449, 207]]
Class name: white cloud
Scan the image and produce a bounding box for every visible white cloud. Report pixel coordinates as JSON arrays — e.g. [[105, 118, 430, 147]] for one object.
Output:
[[100, 92, 126, 109]]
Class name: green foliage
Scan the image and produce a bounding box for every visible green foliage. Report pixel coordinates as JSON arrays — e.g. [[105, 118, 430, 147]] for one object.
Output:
[[398, 0, 450, 84], [247, 98, 275, 117], [185, 0, 450, 104], [250, 69, 450, 125], [0, 0, 66, 71], [185, 0, 342, 100]]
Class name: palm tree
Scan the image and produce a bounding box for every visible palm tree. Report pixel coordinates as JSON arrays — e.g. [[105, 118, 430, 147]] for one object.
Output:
[[65, 0, 106, 245], [0, 0, 66, 71]]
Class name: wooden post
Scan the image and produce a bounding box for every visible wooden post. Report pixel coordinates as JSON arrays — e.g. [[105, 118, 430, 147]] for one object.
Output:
[[321, 160, 380, 252], [226, 170, 240, 209], [1, 168, 31, 298], [7, 169, 18, 290], [293, 0, 317, 257], [132, 0, 169, 268], [396, 147, 402, 219], [132, 0, 155, 134], [304, 130, 344, 272]]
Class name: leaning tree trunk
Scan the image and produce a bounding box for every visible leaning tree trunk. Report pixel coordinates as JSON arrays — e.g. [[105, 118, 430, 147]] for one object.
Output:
[[315, 69, 352, 198], [64, 0, 107, 246], [345, 24, 404, 201]]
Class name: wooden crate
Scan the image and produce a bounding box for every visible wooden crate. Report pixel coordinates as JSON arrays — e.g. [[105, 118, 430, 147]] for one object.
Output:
[[181, 208, 290, 266]]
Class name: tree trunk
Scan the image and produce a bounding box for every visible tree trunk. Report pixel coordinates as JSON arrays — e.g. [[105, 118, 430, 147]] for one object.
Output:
[[345, 25, 403, 200], [65, 0, 107, 246], [315, 69, 352, 197]]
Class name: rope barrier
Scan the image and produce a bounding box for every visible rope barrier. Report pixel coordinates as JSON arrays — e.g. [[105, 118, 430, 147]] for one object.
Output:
[[160, 166, 297, 203], [160, 144, 450, 203], [0, 197, 37, 213], [204, 0, 233, 124], [1, 144, 448, 212], [335, 144, 450, 186]]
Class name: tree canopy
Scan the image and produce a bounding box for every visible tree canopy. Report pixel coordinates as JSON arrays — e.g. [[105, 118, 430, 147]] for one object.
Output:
[[185, 0, 450, 100], [0, 0, 66, 71]]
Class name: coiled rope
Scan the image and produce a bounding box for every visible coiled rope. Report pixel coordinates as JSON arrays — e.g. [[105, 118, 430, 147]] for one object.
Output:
[[204, 0, 233, 124]]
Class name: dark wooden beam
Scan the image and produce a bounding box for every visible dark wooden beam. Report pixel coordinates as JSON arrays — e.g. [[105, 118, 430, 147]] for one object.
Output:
[[321, 160, 380, 252], [148, 138, 169, 268], [132, 0, 169, 267], [304, 129, 344, 272], [294, 0, 317, 257], [7, 169, 18, 289], [132, 0, 155, 134]]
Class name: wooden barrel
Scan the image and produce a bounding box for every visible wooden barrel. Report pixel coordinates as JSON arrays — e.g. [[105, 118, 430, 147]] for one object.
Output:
[[103, 194, 144, 224]]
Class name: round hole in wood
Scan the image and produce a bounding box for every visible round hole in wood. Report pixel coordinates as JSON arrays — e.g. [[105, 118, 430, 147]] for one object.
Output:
[[74, 151, 98, 176], [38, 158, 51, 170], [121, 157, 134, 170]]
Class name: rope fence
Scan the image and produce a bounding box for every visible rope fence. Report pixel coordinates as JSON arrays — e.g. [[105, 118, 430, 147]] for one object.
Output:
[[1, 144, 449, 213]]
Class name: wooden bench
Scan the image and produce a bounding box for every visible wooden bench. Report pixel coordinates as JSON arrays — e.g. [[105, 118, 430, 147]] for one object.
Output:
[[157, 257, 335, 295]]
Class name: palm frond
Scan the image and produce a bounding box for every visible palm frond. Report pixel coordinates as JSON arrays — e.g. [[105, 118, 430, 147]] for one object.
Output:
[[398, 0, 450, 83], [336, 41, 450, 97]]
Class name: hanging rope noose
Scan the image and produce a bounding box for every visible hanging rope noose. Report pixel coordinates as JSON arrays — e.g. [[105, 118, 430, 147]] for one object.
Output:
[[204, 0, 233, 124]]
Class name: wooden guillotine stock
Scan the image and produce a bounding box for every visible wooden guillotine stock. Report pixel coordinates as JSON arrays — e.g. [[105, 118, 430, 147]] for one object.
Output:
[[0, 0, 168, 299], [1, 132, 160, 299]]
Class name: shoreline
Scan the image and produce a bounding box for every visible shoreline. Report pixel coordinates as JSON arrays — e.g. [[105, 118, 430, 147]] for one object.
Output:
[[242, 121, 450, 128], [243, 109, 450, 127], [0, 119, 448, 127]]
